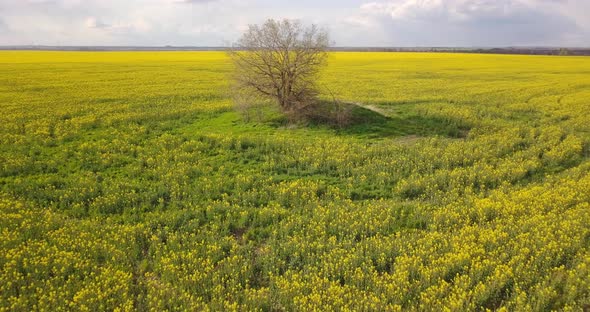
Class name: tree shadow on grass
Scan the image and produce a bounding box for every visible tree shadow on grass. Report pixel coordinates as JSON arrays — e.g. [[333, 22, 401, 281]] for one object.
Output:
[[305, 101, 471, 139]]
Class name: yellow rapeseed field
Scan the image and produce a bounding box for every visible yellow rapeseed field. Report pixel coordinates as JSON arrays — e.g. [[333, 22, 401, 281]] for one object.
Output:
[[1, 51, 589, 310]]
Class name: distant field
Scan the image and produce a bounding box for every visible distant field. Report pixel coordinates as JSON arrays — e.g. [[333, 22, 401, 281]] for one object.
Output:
[[1, 51, 590, 310]]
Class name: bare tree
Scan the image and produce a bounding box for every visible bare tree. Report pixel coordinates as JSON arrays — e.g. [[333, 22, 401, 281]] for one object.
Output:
[[228, 19, 330, 120]]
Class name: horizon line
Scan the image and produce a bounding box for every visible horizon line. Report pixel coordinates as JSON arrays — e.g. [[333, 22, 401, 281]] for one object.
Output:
[[2, 45, 590, 49]]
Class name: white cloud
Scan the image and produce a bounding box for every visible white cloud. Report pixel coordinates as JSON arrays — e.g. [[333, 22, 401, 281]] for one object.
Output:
[[0, 18, 8, 33], [85, 17, 109, 29], [0, 0, 587, 46], [169, 0, 219, 3]]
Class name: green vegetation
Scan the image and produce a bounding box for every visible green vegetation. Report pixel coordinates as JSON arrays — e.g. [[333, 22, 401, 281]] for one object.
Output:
[[1, 51, 590, 311]]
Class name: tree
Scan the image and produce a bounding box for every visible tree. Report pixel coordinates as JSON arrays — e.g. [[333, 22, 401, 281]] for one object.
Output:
[[559, 48, 570, 56], [228, 19, 330, 120]]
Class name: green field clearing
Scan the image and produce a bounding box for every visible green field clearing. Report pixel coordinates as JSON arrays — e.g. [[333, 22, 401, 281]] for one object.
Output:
[[1, 51, 590, 310]]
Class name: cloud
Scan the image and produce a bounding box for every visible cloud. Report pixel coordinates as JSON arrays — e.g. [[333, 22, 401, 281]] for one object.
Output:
[[0, 0, 587, 46], [360, 0, 556, 21], [84, 16, 153, 33], [0, 18, 7, 32], [171, 0, 219, 3], [346, 0, 586, 46], [85, 17, 109, 29]]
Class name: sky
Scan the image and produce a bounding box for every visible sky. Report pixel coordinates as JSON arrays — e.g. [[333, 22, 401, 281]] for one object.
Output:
[[0, 0, 588, 47]]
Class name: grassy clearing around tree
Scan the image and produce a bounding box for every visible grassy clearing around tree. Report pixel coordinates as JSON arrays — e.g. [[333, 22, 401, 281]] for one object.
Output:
[[1, 51, 590, 311]]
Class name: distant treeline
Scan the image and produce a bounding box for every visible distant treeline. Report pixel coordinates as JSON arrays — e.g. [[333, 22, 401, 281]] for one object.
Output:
[[2, 45, 590, 56], [332, 47, 590, 56], [0, 46, 225, 52]]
